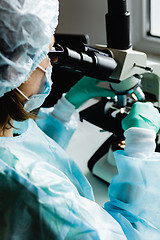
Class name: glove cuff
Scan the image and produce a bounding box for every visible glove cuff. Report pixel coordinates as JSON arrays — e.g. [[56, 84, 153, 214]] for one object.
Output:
[[124, 127, 156, 158], [51, 94, 76, 122]]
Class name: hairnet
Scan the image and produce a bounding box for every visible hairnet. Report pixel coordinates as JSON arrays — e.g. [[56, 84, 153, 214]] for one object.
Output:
[[0, 0, 59, 98]]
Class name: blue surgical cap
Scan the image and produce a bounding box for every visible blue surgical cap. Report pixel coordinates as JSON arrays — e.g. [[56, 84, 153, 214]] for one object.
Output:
[[0, 0, 59, 97]]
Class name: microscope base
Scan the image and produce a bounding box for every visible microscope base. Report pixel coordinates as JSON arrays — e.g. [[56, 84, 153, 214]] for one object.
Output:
[[91, 153, 118, 183], [87, 134, 118, 183]]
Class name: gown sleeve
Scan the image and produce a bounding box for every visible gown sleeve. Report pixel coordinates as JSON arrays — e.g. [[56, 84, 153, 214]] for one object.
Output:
[[36, 95, 78, 149], [26, 127, 160, 240], [104, 127, 160, 240], [2, 125, 160, 239]]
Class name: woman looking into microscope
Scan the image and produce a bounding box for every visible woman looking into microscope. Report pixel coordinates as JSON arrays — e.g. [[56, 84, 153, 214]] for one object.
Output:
[[0, 0, 160, 239]]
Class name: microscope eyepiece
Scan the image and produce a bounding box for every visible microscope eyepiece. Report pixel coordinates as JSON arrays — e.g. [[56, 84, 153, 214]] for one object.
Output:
[[48, 44, 118, 83]]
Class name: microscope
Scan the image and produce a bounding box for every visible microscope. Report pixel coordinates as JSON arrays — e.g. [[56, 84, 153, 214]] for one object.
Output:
[[49, 0, 160, 183]]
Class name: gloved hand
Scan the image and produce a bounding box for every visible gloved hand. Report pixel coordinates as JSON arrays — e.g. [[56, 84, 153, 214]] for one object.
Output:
[[65, 76, 115, 109], [122, 102, 160, 133]]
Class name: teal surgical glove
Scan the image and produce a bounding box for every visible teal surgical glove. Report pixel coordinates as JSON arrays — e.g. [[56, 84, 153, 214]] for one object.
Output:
[[65, 76, 115, 109], [122, 102, 160, 133]]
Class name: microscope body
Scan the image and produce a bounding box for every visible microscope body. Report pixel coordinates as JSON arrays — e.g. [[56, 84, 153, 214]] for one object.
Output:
[[79, 46, 160, 183], [49, 42, 160, 183], [110, 47, 160, 109], [141, 62, 160, 107], [94, 43, 160, 109], [97, 45, 147, 80], [49, 0, 160, 183]]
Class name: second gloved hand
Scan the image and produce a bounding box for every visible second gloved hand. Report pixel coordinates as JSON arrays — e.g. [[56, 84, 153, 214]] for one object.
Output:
[[122, 102, 160, 133], [65, 76, 115, 109]]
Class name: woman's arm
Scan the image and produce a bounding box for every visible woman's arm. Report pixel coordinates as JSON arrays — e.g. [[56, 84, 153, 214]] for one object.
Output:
[[36, 95, 77, 149], [105, 102, 160, 240]]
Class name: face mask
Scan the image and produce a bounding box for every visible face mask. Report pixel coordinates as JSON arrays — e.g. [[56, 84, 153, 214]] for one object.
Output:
[[16, 65, 53, 112]]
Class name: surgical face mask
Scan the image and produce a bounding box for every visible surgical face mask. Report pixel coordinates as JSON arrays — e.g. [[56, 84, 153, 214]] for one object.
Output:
[[16, 65, 53, 112]]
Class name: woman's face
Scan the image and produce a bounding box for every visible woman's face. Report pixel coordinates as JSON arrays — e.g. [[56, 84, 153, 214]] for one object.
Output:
[[18, 36, 55, 99]]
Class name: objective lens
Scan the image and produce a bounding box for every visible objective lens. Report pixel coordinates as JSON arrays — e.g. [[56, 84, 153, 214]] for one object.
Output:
[[133, 86, 145, 101], [117, 95, 127, 108]]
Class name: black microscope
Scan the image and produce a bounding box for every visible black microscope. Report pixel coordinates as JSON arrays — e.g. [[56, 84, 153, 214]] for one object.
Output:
[[49, 0, 160, 183]]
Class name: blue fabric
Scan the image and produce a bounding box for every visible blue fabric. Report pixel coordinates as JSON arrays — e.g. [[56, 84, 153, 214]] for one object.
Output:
[[0, 0, 59, 97], [24, 67, 53, 112], [36, 107, 78, 149], [0, 159, 58, 239], [0, 107, 160, 239], [105, 150, 160, 240]]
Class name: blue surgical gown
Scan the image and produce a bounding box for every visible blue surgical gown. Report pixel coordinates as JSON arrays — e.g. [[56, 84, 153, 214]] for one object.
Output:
[[0, 97, 160, 239]]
